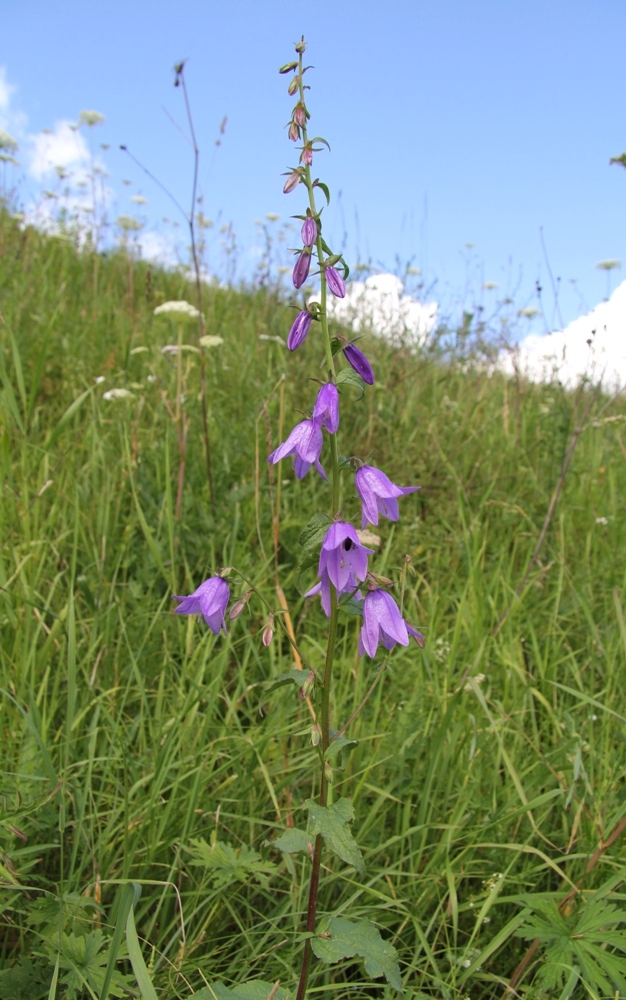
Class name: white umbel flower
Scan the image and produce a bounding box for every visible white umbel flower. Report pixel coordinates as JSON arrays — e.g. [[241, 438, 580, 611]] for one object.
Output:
[[154, 300, 201, 321]]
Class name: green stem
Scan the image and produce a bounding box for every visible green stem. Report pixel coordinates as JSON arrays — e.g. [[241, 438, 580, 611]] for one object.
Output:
[[294, 43, 342, 1000]]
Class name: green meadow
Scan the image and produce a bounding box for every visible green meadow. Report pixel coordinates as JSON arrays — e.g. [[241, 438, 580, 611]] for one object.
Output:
[[1, 210, 626, 999]]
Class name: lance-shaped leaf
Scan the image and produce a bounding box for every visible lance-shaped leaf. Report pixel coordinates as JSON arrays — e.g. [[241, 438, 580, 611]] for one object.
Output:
[[336, 367, 365, 401], [324, 735, 358, 770], [305, 797, 364, 873], [193, 981, 289, 1000], [311, 917, 403, 992], [267, 670, 313, 692], [299, 512, 332, 552]]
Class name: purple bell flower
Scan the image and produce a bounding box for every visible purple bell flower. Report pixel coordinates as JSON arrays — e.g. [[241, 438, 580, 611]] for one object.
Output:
[[283, 170, 302, 194], [343, 343, 374, 385], [305, 521, 373, 617], [358, 589, 410, 658], [287, 310, 312, 351], [301, 217, 317, 247], [312, 383, 339, 433], [293, 249, 311, 289], [172, 576, 230, 635], [268, 419, 327, 480], [355, 465, 420, 528], [325, 266, 346, 298]]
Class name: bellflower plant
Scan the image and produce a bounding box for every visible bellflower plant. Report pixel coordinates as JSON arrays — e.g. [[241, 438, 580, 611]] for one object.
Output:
[[175, 37, 424, 1000]]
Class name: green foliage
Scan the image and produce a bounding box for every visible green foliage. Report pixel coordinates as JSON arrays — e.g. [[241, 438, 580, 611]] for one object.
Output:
[[305, 797, 365, 873], [193, 981, 289, 1000], [186, 839, 278, 888], [515, 894, 626, 997], [312, 916, 403, 991], [1, 214, 626, 997]]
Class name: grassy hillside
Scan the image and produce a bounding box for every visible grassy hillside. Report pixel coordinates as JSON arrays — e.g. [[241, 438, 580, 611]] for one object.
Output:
[[1, 211, 626, 999]]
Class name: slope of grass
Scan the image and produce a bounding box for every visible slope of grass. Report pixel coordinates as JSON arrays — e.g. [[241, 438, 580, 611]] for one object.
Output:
[[1, 212, 626, 999]]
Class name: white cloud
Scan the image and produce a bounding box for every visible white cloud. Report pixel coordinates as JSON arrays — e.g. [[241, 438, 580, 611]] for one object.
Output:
[[29, 120, 89, 180], [0, 66, 15, 114], [502, 280, 626, 389], [139, 229, 181, 267], [312, 273, 438, 346]]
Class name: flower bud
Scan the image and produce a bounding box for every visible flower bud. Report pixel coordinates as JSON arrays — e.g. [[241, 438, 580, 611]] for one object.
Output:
[[283, 170, 301, 194], [287, 75, 300, 96], [262, 613, 275, 647], [287, 310, 312, 351], [301, 216, 317, 247], [292, 249, 311, 289], [288, 121, 300, 142], [325, 266, 346, 299], [293, 104, 306, 127], [279, 61, 299, 74], [229, 588, 253, 620], [343, 343, 374, 385], [311, 725, 321, 746], [301, 669, 316, 698], [301, 144, 313, 166], [324, 761, 334, 783]]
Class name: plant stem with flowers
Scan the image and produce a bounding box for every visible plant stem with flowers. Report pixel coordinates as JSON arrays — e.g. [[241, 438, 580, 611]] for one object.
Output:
[[173, 36, 424, 1000]]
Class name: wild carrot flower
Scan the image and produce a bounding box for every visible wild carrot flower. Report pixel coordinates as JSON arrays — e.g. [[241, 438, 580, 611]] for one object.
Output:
[[293, 249, 311, 288], [325, 266, 346, 298], [268, 419, 327, 480], [287, 310, 312, 351], [355, 465, 419, 527], [302, 216, 317, 246], [172, 576, 230, 635], [312, 383, 339, 433], [343, 343, 374, 384], [358, 589, 411, 657]]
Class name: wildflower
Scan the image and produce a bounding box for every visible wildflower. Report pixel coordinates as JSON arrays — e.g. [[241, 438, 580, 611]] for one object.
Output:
[[343, 343, 374, 384], [302, 144, 313, 166], [293, 104, 306, 127], [293, 249, 311, 289], [268, 419, 327, 480], [325, 266, 346, 298], [359, 589, 412, 658], [301, 216, 317, 247], [312, 383, 339, 433], [172, 575, 230, 635], [78, 110, 105, 127], [102, 388, 135, 401], [305, 521, 373, 616], [287, 310, 312, 351], [355, 465, 419, 527], [154, 300, 201, 320], [288, 121, 300, 142], [283, 170, 302, 193]]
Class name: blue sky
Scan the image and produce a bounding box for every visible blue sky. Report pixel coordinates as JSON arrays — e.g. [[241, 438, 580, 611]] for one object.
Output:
[[2, 0, 626, 328]]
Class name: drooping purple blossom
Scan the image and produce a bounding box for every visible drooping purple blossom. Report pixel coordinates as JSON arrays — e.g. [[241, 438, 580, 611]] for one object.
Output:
[[287, 310, 312, 351], [312, 383, 339, 434], [358, 589, 409, 658], [355, 465, 419, 528], [293, 104, 306, 127], [288, 121, 300, 142], [343, 343, 374, 385], [268, 419, 327, 480], [305, 521, 373, 617], [301, 216, 317, 247], [325, 266, 346, 299], [293, 250, 311, 289], [283, 170, 302, 193], [302, 144, 313, 166], [172, 576, 230, 635]]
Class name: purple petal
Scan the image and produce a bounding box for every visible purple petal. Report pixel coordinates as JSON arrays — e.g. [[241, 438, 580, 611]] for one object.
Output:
[[302, 217, 317, 247], [287, 310, 312, 351], [343, 344, 374, 385], [326, 266, 346, 298], [293, 250, 311, 289], [312, 383, 339, 434]]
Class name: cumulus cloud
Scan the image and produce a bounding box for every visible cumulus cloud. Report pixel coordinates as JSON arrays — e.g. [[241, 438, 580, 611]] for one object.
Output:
[[0, 66, 15, 115], [29, 121, 89, 180], [312, 273, 438, 346], [503, 280, 626, 388]]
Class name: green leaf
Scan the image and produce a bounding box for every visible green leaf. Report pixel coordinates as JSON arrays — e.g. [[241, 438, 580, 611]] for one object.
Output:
[[45, 386, 94, 450], [336, 367, 365, 400], [311, 917, 403, 991], [193, 981, 289, 1000], [337, 594, 364, 616], [126, 905, 159, 1000], [267, 670, 312, 692], [186, 839, 277, 888], [305, 797, 364, 873], [324, 735, 358, 769], [273, 828, 314, 855], [50, 929, 133, 999], [313, 180, 330, 205], [330, 337, 344, 357], [299, 512, 331, 552]]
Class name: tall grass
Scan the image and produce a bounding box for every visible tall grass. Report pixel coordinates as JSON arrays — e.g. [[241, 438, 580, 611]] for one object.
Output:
[[1, 210, 626, 999]]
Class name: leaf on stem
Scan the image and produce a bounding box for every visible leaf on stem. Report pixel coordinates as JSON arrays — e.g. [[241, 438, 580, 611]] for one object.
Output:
[[267, 670, 313, 692], [324, 735, 358, 769], [311, 916, 403, 992], [305, 797, 364, 873], [186, 839, 277, 888], [193, 981, 290, 1000], [336, 368, 365, 400], [299, 512, 332, 551], [273, 828, 314, 855]]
